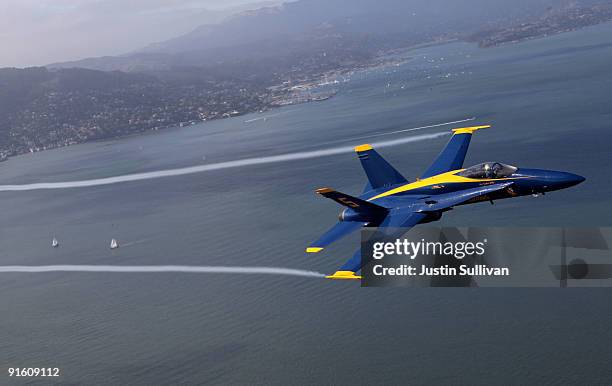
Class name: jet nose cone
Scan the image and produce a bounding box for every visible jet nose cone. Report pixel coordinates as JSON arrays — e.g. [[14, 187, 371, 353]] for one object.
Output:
[[553, 171, 585, 189], [565, 172, 586, 187], [518, 169, 585, 192], [573, 174, 586, 185]]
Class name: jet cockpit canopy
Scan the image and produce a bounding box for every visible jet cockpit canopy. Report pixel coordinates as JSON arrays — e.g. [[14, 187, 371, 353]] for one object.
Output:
[[457, 162, 517, 179]]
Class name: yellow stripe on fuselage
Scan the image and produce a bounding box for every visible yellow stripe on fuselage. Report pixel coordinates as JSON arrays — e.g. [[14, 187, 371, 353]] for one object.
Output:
[[367, 169, 519, 201]]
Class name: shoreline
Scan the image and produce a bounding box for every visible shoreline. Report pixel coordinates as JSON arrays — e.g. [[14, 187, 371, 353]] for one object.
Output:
[[3, 18, 610, 162], [0, 48, 419, 161]]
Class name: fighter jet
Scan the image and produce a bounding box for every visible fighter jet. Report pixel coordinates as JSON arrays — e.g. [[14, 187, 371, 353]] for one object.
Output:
[[307, 125, 585, 280]]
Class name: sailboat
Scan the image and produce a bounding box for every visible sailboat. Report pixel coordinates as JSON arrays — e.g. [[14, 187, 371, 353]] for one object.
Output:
[[110, 238, 119, 249], [52, 237, 59, 248]]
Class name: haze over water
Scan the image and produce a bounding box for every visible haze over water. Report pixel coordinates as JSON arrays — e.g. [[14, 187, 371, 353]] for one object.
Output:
[[1, 23, 612, 384]]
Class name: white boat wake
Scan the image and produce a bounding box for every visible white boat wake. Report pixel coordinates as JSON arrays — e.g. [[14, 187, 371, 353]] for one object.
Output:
[[0, 265, 325, 278], [119, 239, 150, 248], [244, 113, 282, 123], [0, 118, 472, 192]]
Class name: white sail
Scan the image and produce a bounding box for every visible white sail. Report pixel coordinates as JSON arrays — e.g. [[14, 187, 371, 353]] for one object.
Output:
[[110, 238, 118, 249], [52, 237, 59, 247]]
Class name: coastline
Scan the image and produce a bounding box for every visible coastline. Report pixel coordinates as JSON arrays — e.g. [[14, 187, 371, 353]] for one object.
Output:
[[3, 16, 611, 161]]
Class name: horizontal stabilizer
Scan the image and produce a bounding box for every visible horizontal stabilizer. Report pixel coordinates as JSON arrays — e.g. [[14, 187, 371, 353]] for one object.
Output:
[[355, 144, 408, 190], [306, 221, 366, 253], [316, 188, 387, 216]]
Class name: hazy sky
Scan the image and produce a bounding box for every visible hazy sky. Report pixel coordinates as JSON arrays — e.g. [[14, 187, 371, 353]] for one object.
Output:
[[0, 0, 274, 68]]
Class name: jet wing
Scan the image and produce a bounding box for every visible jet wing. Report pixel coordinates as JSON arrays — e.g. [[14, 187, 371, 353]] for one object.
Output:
[[326, 210, 427, 280], [420, 125, 490, 179]]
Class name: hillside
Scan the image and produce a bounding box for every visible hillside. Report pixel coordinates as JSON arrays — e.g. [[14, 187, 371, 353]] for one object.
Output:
[[3, 0, 611, 158]]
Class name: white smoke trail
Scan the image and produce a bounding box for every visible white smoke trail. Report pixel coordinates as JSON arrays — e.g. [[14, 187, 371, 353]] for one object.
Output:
[[318, 117, 475, 145], [0, 265, 325, 278], [367, 117, 475, 137], [0, 126, 454, 192]]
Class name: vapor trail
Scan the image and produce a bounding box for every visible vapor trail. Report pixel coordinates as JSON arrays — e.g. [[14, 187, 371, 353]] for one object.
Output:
[[319, 117, 475, 145], [0, 125, 455, 192], [0, 265, 325, 278]]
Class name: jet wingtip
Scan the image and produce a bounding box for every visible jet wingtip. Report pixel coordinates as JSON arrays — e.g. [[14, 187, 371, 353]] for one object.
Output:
[[325, 271, 362, 280], [306, 247, 324, 253]]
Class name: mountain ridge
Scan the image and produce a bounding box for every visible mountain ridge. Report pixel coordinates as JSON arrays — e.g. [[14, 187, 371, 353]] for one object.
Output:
[[48, 0, 570, 72]]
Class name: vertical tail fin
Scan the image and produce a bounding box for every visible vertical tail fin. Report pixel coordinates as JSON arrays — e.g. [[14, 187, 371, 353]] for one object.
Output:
[[355, 144, 407, 190], [420, 125, 490, 179]]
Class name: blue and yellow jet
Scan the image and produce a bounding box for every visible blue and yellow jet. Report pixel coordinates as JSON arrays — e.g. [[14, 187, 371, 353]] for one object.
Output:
[[307, 125, 585, 280]]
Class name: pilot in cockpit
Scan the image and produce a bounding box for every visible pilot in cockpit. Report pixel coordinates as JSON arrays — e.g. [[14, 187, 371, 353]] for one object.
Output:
[[458, 162, 517, 179]]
